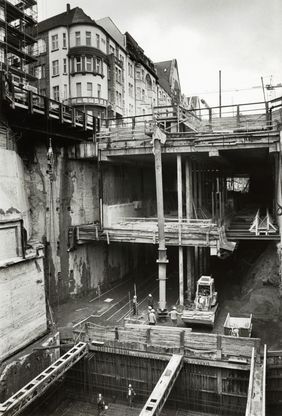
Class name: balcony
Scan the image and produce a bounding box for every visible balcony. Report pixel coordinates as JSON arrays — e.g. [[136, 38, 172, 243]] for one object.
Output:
[[64, 96, 108, 107]]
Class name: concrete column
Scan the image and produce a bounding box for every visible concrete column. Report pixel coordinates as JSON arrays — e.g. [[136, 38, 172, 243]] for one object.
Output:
[[277, 132, 282, 294], [154, 138, 168, 310], [193, 164, 198, 217], [185, 159, 193, 218], [177, 155, 184, 306], [198, 168, 203, 210]]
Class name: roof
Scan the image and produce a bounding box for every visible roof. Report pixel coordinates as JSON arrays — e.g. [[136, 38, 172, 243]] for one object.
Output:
[[96, 17, 126, 50], [155, 60, 173, 96], [38, 7, 93, 34]]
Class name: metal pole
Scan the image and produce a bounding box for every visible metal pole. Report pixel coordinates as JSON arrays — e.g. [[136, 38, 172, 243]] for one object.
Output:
[[154, 138, 168, 311], [177, 155, 184, 306], [219, 70, 222, 118]]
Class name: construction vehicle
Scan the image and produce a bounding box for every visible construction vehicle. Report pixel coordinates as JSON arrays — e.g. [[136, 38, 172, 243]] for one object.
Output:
[[224, 313, 252, 337], [181, 276, 218, 327]]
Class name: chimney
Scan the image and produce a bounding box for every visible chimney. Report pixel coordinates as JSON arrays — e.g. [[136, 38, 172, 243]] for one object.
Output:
[[66, 3, 70, 13]]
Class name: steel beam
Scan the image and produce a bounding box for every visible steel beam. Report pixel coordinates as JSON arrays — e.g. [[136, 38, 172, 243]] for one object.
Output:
[[139, 354, 183, 416]]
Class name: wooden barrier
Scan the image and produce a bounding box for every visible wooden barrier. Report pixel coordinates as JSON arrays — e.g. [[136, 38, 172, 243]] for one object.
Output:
[[83, 323, 260, 363]]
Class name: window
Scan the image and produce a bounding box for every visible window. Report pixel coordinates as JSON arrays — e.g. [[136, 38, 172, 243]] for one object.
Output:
[[75, 31, 81, 46], [40, 88, 46, 96], [136, 87, 141, 100], [128, 83, 133, 97], [97, 84, 101, 99], [87, 82, 92, 97], [141, 89, 145, 101], [34, 65, 42, 79], [63, 33, 67, 48], [86, 57, 92, 72], [129, 104, 133, 114], [75, 57, 81, 72], [53, 85, 59, 101], [86, 31, 91, 46], [96, 34, 100, 49], [52, 59, 59, 76], [63, 84, 68, 99], [42, 64, 46, 78], [76, 82, 81, 97], [63, 58, 67, 74], [115, 67, 122, 83], [37, 39, 46, 54], [96, 58, 101, 73], [51, 34, 58, 50], [141, 69, 145, 81], [128, 62, 133, 77], [109, 45, 114, 54], [0, 6, 4, 21], [136, 70, 141, 80]]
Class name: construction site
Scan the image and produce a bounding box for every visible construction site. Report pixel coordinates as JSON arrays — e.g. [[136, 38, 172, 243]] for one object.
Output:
[[1, 1, 282, 416]]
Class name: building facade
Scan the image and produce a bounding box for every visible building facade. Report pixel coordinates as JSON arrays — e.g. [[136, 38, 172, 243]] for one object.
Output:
[[31, 5, 182, 120]]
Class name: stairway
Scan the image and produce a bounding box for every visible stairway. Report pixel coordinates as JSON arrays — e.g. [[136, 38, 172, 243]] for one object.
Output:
[[226, 213, 280, 241]]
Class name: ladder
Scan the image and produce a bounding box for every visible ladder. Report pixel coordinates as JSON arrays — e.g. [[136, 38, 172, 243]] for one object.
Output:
[[0, 342, 87, 416]]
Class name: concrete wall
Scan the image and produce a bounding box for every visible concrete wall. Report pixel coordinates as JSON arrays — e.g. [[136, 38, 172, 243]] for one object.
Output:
[[0, 149, 31, 236], [0, 257, 47, 361]]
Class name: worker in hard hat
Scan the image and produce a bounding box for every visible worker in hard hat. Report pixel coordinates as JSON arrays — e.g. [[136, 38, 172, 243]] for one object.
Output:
[[169, 306, 181, 326], [148, 308, 157, 325], [127, 383, 136, 407], [148, 293, 154, 308], [132, 295, 137, 315], [97, 393, 105, 415]]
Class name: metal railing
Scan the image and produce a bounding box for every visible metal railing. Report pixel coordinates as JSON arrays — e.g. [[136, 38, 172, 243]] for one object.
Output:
[[97, 97, 282, 145], [3, 79, 97, 132], [64, 96, 108, 107]]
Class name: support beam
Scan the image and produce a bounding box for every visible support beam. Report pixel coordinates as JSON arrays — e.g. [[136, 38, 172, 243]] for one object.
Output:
[[139, 354, 183, 416], [177, 155, 184, 305], [186, 247, 193, 302], [154, 138, 168, 311], [185, 158, 194, 302]]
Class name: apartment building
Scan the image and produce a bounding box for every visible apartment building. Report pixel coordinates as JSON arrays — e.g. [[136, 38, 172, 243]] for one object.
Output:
[[32, 5, 127, 118], [31, 5, 182, 119]]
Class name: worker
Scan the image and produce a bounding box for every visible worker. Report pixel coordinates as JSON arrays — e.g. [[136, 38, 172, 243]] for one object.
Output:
[[97, 393, 105, 415], [169, 306, 180, 326], [147, 305, 152, 319], [148, 293, 154, 308], [127, 384, 136, 407], [148, 308, 157, 325], [132, 295, 137, 315]]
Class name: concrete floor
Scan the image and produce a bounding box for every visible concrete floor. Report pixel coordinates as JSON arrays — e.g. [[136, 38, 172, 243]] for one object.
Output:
[[51, 241, 282, 351]]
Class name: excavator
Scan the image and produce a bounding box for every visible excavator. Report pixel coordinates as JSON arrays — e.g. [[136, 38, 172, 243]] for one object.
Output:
[[181, 275, 218, 328]]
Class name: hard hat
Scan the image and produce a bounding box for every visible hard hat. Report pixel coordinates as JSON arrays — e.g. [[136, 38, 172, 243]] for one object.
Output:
[[149, 293, 152, 297], [173, 306, 176, 310], [151, 309, 155, 313], [129, 384, 132, 387], [133, 295, 137, 298], [148, 306, 152, 310]]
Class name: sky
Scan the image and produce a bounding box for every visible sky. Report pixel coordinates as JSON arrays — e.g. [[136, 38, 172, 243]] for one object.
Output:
[[38, 0, 282, 106]]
